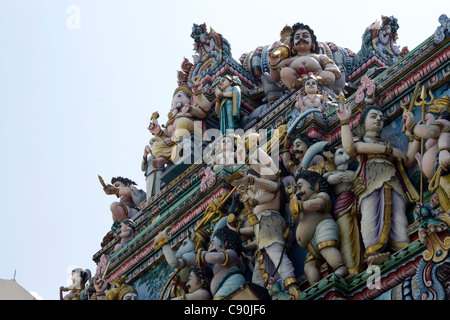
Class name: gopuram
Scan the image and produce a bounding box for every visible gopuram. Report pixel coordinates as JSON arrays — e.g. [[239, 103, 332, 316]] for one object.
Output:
[[61, 15, 450, 301]]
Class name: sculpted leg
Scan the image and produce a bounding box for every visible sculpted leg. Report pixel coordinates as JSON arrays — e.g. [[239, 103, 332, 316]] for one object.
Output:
[[280, 67, 298, 89], [304, 259, 321, 285], [110, 202, 128, 222], [319, 246, 348, 278]]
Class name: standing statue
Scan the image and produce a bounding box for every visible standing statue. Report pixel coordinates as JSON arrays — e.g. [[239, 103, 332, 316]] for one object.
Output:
[[148, 80, 211, 168], [290, 170, 348, 284], [227, 169, 300, 299], [337, 104, 419, 265], [142, 137, 164, 200], [170, 265, 214, 300], [294, 75, 328, 114], [324, 148, 363, 275], [114, 219, 136, 253], [215, 74, 242, 134], [402, 97, 450, 211], [196, 227, 246, 299], [102, 176, 146, 228], [268, 23, 341, 89]]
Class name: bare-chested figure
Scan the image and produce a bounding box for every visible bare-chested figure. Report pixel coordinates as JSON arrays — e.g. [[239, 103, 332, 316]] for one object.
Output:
[[227, 162, 300, 299], [196, 227, 245, 299], [268, 23, 341, 89], [291, 170, 348, 284]]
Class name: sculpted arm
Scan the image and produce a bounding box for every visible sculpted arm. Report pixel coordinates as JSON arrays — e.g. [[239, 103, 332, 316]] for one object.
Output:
[[336, 103, 357, 157]]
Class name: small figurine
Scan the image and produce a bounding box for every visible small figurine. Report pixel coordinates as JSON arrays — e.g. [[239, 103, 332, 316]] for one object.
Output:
[[214, 74, 242, 134], [294, 75, 328, 113], [102, 176, 146, 227], [142, 137, 164, 200], [60, 268, 91, 300], [114, 219, 135, 253]]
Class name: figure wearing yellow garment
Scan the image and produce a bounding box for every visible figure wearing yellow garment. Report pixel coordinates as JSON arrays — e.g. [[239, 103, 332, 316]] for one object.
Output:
[[148, 80, 211, 168]]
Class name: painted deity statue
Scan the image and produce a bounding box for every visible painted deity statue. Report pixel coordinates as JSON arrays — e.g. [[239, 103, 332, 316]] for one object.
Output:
[[103, 176, 146, 228], [60, 268, 91, 300], [114, 219, 135, 253], [227, 168, 300, 299], [213, 134, 239, 171], [402, 96, 450, 212], [142, 137, 163, 200], [153, 228, 210, 299], [190, 23, 232, 78], [268, 23, 341, 89], [196, 227, 246, 299], [324, 148, 364, 275], [294, 75, 328, 114], [337, 104, 419, 265], [215, 74, 242, 134], [290, 170, 348, 284], [170, 265, 213, 300], [148, 80, 211, 168]]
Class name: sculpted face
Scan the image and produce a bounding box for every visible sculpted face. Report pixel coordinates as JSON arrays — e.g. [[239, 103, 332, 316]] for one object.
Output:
[[220, 136, 234, 152], [171, 91, 190, 110], [296, 178, 316, 201], [292, 138, 308, 159], [293, 28, 312, 52], [304, 78, 318, 94], [186, 271, 202, 293], [218, 77, 232, 91], [364, 109, 384, 133]]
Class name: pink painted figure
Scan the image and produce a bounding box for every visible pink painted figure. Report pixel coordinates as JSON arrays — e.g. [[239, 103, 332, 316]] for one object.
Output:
[[268, 23, 341, 89], [402, 96, 450, 212], [114, 219, 136, 253], [148, 80, 211, 168], [294, 75, 328, 113], [103, 177, 145, 223]]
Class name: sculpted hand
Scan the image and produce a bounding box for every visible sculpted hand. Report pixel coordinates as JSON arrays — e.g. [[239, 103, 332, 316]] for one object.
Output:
[[148, 121, 161, 135], [402, 111, 415, 132], [392, 148, 406, 161], [336, 102, 351, 121], [103, 184, 117, 195]]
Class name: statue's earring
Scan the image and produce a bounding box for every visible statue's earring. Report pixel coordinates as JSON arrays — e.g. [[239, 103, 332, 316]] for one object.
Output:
[[312, 44, 316, 52]]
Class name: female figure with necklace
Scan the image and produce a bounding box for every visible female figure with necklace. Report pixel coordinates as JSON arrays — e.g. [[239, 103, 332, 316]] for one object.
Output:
[[337, 104, 419, 266], [267, 23, 341, 89]]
